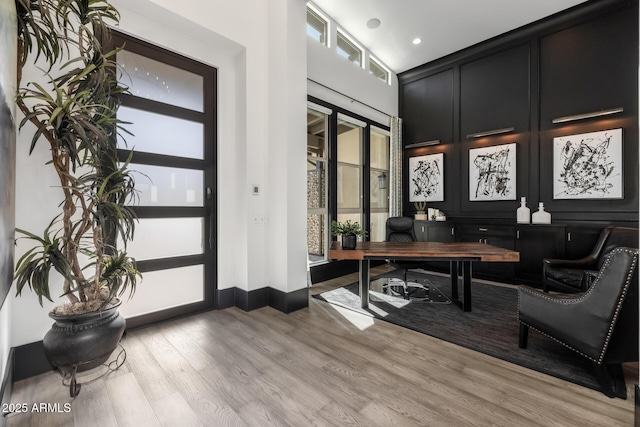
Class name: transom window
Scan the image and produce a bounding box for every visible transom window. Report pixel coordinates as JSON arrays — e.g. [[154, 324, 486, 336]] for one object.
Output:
[[337, 30, 363, 67], [307, 5, 328, 46], [370, 57, 390, 84]]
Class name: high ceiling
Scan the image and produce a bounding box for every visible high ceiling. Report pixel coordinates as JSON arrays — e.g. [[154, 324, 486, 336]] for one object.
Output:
[[311, 0, 589, 74]]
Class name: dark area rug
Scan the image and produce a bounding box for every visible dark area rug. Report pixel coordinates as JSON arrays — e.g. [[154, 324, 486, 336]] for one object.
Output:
[[313, 270, 613, 393]]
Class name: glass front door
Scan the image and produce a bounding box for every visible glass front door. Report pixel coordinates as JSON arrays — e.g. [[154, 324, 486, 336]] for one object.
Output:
[[111, 32, 217, 327]]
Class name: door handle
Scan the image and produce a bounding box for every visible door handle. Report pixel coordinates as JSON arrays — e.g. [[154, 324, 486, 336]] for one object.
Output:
[[206, 187, 214, 250], [209, 212, 214, 250]]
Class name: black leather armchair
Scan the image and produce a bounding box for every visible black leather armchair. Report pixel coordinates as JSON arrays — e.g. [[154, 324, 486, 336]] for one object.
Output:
[[384, 217, 428, 299], [518, 247, 639, 398], [543, 226, 638, 293]]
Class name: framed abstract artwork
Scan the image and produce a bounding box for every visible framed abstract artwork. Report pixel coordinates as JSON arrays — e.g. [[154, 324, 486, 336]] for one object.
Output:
[[553, 128, 623, 200], [469, 143, 516, 201], [409, 153, 444, 202]]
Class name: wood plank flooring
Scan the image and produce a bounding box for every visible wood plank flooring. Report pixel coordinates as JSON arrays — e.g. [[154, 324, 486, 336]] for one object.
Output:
[[5, 265, 637, 426]]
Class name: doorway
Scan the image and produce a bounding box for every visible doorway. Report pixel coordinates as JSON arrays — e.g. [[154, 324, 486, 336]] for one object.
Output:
[[110, 32, 217, 327]]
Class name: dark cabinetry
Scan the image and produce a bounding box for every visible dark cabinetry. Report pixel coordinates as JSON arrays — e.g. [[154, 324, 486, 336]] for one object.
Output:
[[414, 221, 455, 272], [414, 220, 609, 286], [456, 223, 515, 278], [414, 221, 455, 243], [515, 225, 565, 283], [564, 226, 603, 259]]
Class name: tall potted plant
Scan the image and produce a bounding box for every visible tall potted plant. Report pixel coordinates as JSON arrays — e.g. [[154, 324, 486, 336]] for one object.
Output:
[[12, 0, 139, 394]]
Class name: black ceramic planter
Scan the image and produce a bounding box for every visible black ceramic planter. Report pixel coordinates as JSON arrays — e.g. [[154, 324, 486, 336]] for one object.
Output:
[[341, 234, 357, 250], [43, 300, 126, 375]]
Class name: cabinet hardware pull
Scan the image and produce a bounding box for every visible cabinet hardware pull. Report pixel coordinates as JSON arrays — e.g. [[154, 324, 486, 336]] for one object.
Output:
[[567, 232, 571, 242], [479, 238, 482, 243], [451, 227, 454, 236], [484, 239, 488, 244], [517, 230, 520, 239], [422, 226, 424, 232], [479, 228, 488, 232]]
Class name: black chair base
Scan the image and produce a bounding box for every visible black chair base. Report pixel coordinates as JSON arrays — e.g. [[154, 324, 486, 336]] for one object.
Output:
[[595, 362, 627, 399], [519, 321, 628, 399], [519, 323, 529, 349]]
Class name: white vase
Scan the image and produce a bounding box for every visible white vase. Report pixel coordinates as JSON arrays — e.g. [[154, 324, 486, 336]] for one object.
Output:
[[516, 197, 530, 224], [532, 202, 551, 224]]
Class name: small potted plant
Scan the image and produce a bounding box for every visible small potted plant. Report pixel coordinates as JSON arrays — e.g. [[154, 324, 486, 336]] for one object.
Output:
[[414, 202, 428, 220], [330, 220, 366, 250]]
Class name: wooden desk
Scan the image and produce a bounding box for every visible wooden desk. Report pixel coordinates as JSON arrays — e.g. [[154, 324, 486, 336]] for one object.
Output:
[[329, 241, 519, 311]]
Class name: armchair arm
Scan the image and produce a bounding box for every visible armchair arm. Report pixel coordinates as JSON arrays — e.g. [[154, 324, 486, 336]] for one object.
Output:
[[543, 255, 598, 271]]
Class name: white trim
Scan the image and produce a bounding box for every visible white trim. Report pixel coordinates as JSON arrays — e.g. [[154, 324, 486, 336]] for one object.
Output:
[[337, 113, 367, 128], [307, 101, 333, 116], [371, 125, 390, 137]]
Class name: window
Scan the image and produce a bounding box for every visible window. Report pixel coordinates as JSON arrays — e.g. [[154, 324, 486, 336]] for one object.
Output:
[[307, 97, 391, 270], [337, 30, 363, 67], [337, 114, 365, 230], [307, 5, 328, 46], [307, 106, 329, 264], [370, 57, 390, 84]]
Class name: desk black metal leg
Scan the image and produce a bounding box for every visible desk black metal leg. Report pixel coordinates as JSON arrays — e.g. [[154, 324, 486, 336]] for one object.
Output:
[[450, 261, 459, 300], [462, 261, 472, 312], [359, 259, 369, 309]]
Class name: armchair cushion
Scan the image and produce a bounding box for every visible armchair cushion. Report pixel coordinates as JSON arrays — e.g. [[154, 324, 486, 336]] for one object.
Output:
[[543, 267, 586, 289], [543, 226, 638, 293]]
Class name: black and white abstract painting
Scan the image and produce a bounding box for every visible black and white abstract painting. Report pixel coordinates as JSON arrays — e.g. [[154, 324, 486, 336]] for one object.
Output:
[[0, 0, 17, 307], [469, 143, 516, 201], [553, 128, 623, 200], [409, 153, 444, 202]]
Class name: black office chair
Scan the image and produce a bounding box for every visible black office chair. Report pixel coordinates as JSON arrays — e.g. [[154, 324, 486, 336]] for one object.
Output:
[[384, 217, 429, 299], [543, 226, 639, 293], [519, 247, 639, 398]]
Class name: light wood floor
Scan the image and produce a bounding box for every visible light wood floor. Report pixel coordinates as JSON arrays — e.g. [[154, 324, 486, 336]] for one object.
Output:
[[6, 265, 637, 426]]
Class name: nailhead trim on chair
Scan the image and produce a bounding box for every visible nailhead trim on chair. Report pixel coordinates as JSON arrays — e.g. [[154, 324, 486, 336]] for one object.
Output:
[[517, 247, 638, 365]]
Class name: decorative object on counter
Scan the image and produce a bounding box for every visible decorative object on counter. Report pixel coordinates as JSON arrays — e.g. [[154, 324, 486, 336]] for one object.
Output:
[[414, 202, 428, 220], [553, 128, 623, 200], [517, 196, 530, 224], [532, 202, 551, 224], [435, 210, 446, 221], [469, 143, 517, 201], [330, 220, 366, 250], [409, 153, 444, 202]]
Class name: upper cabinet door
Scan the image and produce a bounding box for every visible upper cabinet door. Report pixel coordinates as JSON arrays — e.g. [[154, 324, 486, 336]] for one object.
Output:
[[539, 8, 638, 128], [400, 69, 453, 146], [460, 44, 530, 138]]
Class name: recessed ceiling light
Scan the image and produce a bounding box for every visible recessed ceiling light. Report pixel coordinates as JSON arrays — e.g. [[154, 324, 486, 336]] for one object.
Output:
[[412, 37, 423, 45], [366, 18, 381, 29]]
